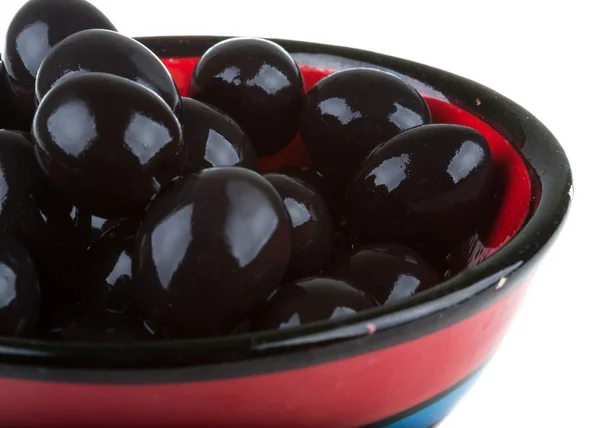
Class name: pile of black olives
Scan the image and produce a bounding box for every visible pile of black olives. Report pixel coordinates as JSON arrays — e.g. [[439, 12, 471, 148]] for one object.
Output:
[[0, 0, 494, 341]]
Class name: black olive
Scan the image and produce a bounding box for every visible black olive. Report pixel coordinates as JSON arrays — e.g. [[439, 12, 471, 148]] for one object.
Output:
[[36, 29, 181, 114], [133, 167, 292, 339], [331, 243, 441, 306], [250, 277, 376, 332], [2, 0, 116, 114], [180, 97, 256, 174], [299, 68, 431, 185], [346, 124, 494, 263], [189, 37, 304, 157], [264, 173, 334, 279], [0, 234, 41, 337], [32, 72, 183, 219]]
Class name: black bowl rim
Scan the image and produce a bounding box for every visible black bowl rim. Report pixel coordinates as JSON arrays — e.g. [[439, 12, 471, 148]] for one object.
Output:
[[0, 35, 572, 374]]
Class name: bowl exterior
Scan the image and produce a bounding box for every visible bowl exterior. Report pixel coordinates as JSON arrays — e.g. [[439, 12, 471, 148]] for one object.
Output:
[[0, 276, 530, 427]]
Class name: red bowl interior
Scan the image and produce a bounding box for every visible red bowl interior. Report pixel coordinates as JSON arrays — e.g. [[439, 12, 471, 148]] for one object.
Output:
[[162, 57, 531, 267]]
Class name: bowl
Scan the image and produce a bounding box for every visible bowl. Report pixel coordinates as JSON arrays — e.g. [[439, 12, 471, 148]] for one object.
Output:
[[0, 36, 572, 428]]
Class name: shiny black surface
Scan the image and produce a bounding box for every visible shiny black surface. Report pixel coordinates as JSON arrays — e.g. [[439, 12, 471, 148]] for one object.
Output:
[[180, 97, 256, 174], [299, 67, 430, 184], [264, 173, 334, 279], [0, 235, 40, 337], [251, 277, 376, 332], [133, 167, 292, 338], [189, 37, 304, 157], [32, 72, 183, 219], [2, 0, 116, 111], [346, 124, 494, 262], [79, 223, 137, 316], [40, 311, 151, 342], [36, 29, 181, 114], [0, 37, 571, 378], [331, 243, 441, 306]]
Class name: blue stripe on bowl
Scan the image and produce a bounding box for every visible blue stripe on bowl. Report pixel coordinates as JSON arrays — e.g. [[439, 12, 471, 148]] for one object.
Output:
[[384, 372, 481, 428]]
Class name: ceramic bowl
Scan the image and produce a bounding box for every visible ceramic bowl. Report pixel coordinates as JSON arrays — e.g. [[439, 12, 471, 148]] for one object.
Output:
[[0, 36, 572, 428]]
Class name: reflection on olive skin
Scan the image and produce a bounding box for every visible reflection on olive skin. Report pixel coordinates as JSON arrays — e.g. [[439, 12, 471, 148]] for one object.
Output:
[[346, 124, 494, 265], [190, 37, 305, 157], [299, 67, 431, 184], [246, 64, 291, 95], [46, 100, 97, 157], [0, 235, 40, 337], [133, 167, 291, 339], [2, 0, 116, 110], [179, 97, 256, 174], [35, 29, 180, 113], [331, 243, 441, 306], [264, 173, 334, 279], [366, 154, 410, 192], [250, 277, 376, 332], [33, 72, 183, 219], [150, 204, 194, 289], [284, 198, 311, 228]]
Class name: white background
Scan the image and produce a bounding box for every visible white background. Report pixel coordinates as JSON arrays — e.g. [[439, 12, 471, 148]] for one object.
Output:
[[1, 1, 597, 426]]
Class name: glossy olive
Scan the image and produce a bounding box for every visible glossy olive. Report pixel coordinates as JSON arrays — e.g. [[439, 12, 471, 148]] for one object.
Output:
[[299, 68, 431, 184], [264, 173, 334, 279], [133, 167, 292, 339], [180, 97, 256, 174], [33, 72, 184, 219], [251, 277, 376, 332], [36, 29, 181, 114], [40, 311, 151, 342], [0, 234, 41, 337], [189, 37, 304, 157], [2, 0, 116, 112], [331, 243, 441, 306], [346, 124, 494, 259], [79, 223, 137, 316]]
